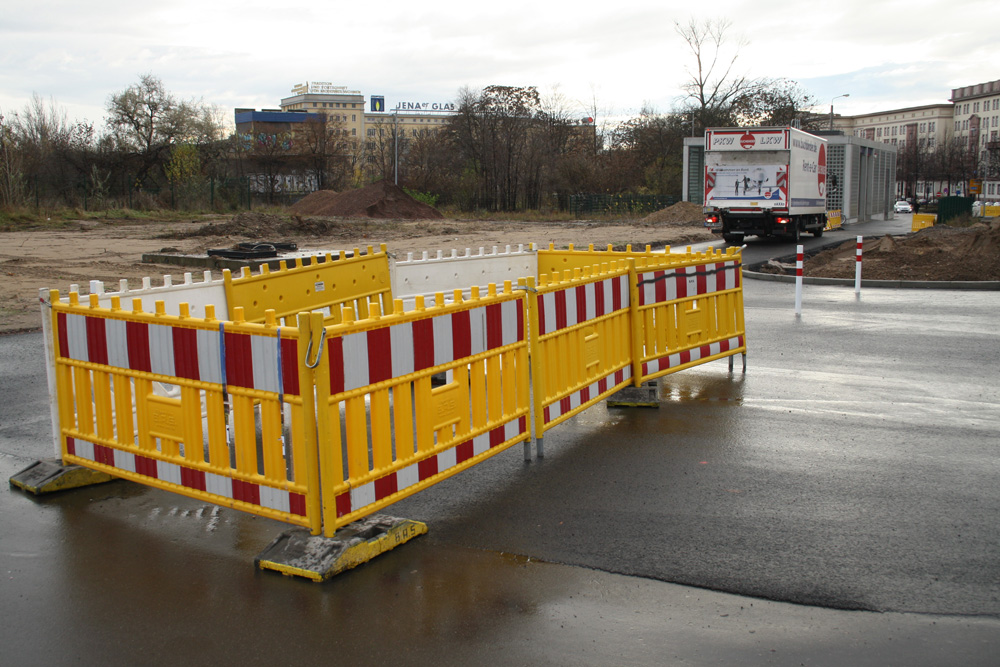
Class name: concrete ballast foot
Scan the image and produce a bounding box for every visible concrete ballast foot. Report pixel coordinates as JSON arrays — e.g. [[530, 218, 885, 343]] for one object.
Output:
[[9, 458, 116, 495], [606, 381, 659, 408], [255, 515, 428, 582]]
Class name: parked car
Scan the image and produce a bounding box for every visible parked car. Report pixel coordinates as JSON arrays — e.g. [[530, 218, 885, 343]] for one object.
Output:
[[894, 200, 913, 213]]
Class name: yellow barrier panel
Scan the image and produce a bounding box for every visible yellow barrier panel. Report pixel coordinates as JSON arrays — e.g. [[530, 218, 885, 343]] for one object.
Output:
[[44, 240, 748, 540], [225, 244, 393, 326], [985, 205, 1000, 218], [911, 214, 936, 231], [825, 210, 843, 231], [50, 292, 320, 532], [632, 248, 745, 382], [528, 263, 634, 436], [314, 283, 531, 537]]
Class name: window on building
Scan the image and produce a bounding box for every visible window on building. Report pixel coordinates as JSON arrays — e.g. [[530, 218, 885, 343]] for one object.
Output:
[[877, 127, 882, 137], [929, 121, 935, 132], [352, 128, 356, 136], [367, 128, 375, 137], [352, 115, 356, 121], [919, 123, 925, 132], [928, 138, 935, 148]]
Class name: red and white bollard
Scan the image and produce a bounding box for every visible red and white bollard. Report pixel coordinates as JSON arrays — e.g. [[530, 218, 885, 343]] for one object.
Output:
[[794, 244, 804, 316], [855, 236, 863, 296]]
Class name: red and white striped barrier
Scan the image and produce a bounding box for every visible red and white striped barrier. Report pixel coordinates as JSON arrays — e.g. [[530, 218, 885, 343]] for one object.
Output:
[[327, 299, 524, 393], [795, 245, 804, 315], [333, 415, 527, 520], [56, 312, 299, 395], [855, 236, 863, 295], [65, 436, 308, 517], [637, 261, 741, 307], [543, 365, 632, 425], [538, 274, 630, 335], [641, 336, 745, 377]]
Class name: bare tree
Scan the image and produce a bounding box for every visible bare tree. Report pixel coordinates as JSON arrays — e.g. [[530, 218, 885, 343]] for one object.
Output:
[[675, 19, 818, 130], [105, 74, 224, 188]]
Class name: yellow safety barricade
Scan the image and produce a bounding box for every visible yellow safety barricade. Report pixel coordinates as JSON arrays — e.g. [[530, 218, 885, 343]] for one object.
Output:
[[41, 239, 747, 542], [50, 291, 321, 532], [825, 210, 843, 230], [225, 244, 393, 326], [526, 263, 634, 436], [912, 214, 936, 231], [631, 248, 745, 382], [312, 283, 531, 537]]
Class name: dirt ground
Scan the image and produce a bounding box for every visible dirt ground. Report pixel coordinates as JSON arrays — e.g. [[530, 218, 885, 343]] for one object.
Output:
[[757, 219, 1000, 282], [0, 207, 714, 334], [4, 208, 996, 335]]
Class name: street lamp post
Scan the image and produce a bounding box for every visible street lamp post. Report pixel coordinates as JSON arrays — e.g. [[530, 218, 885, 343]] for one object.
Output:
[[829, 94, 850, 130]]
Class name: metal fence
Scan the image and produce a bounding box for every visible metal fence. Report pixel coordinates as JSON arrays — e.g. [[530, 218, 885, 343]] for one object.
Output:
[[559, 194, 677, 217]]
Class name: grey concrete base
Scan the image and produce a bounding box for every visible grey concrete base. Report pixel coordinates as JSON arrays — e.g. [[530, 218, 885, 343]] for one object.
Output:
[[606, 381, 659, 408], [255, 514, 427, 582], [9, 458, 116, 495]]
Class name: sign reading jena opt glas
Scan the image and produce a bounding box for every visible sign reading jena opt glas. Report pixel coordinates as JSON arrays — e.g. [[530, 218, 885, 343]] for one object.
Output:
[[368, 96, 457, 113]]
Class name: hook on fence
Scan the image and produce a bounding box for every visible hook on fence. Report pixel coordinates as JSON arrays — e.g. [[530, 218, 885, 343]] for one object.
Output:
[[304, 328, 327, 369]]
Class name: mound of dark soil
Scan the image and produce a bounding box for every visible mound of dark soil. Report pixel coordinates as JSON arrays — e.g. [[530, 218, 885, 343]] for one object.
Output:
[[290, 181, 443, 219], [764, 221, 1000, 281], [642, 201, 705, 226]]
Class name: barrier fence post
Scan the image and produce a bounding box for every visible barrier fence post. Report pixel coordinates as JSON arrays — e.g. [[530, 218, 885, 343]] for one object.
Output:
[[39, 288, 62, 457], [855, 236, 863, 297], [296, 311, 324, 536], [523, 276, 544, 460], [627, 258, 643, 386], [794, 245, 804, 317]]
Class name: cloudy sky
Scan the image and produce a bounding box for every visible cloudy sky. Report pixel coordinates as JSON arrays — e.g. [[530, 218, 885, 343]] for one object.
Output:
[[2, 0, 998, 129]]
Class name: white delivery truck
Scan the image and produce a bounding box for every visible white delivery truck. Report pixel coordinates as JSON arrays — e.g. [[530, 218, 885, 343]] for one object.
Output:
[[703, 127, 829, 243]]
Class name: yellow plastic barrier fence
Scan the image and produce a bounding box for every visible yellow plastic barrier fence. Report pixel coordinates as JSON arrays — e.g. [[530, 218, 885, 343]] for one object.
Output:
[[526, 263, 634, 436], [311, 283, 531, 537], [631, 249, 745, 382], [42, 240, 747, 541], [985, 205, 1000, 218], [225, 244, 393, 326], [50, 291, 321, 532], [911, 214, 936, 231], [825, 210, 843, 231]]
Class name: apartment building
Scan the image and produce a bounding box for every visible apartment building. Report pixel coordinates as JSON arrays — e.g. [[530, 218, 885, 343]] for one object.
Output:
[[832, 78, 1000, 199]]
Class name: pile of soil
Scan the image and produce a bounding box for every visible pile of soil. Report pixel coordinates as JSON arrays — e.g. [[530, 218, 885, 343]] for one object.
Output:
[[642, 201, 705, 226], [291, 180, 443, 219], [761, 221, 1000, 282]]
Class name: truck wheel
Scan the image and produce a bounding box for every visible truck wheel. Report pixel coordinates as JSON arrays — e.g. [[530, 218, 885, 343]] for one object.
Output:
[[813, 227, 824, 238], [723, 233, 741, 244]]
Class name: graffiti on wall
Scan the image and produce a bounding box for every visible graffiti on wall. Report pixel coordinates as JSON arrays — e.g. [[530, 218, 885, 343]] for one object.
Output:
[[248, 173, 318, 194]]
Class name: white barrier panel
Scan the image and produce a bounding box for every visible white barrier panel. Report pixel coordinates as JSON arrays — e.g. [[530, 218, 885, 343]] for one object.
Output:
[[80, 271, 228, 319], [392, 245, 537, 307]]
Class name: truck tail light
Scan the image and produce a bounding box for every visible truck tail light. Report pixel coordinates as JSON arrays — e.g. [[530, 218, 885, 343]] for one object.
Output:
[[705, 215, 719, 225], [776, 216, 790, 225]]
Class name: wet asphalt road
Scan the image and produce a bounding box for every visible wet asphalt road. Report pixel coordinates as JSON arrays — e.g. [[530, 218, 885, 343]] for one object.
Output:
[[3, 220, 1000, 664]]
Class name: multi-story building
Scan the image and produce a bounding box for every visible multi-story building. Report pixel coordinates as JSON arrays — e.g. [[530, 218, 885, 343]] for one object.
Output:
[[832, 78, 1000, 200], [951, 79, 1000, 199], [237, 82, 458, 193]]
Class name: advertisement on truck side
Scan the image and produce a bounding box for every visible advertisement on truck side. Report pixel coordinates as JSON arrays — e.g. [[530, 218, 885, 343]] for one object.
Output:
[[705, 164, 787, 207]]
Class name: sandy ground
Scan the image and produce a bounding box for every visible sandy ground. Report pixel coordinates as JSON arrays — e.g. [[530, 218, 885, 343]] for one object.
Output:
[[0, 216, 716, 334]]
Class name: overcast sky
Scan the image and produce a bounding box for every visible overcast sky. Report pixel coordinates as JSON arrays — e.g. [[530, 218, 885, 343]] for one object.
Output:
[[2, 0, 998, 129]]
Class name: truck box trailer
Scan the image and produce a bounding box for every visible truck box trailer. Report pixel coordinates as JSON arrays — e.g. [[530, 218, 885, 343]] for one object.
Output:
[[703, 127, 829, 243]]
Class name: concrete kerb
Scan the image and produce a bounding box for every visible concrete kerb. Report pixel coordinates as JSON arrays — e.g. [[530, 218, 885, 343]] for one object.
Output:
[[744, 242, 1000, 290]]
